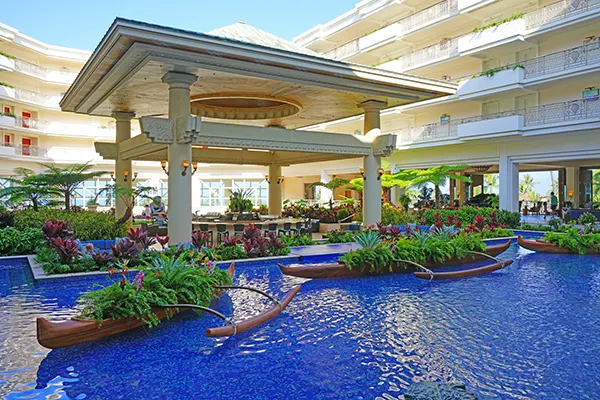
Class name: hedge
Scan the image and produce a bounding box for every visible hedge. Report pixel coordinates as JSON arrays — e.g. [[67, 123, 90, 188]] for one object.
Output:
[[419, 207, 521, 229], [11, 209, 128, 241], [0, 227, 44, 256]]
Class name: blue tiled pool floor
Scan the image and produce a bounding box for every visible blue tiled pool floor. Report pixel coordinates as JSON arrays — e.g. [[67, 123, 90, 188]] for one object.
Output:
[[1, 242, 599, 399]]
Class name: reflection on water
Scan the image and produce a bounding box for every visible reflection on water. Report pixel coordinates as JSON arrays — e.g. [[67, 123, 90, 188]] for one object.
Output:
[[1, 247, 600, 399]]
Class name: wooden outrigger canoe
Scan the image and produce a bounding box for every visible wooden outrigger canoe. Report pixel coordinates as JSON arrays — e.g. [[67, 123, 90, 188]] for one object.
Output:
[[516, 234, 593, 254], [205, 285, 301, 337], [278, 240, 512, 279], [37, 263, 235, 349], [413, 259, 514, 280]]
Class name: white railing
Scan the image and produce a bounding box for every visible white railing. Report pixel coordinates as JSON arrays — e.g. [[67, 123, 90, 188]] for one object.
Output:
[[399, 0, 457, 34], [14, 88, 50, 104], [324, 40, 360, 60], [524, 41, 600, 78], [394, 36, 460, 69], [324, 0, 457, 61], [14, 144, 48, 157], [523, 98, 600, 126], [15, 116, 40, 130], [525, 0, 600, 29], [393, 121, 459, 143], [14, 59, 77, 83]]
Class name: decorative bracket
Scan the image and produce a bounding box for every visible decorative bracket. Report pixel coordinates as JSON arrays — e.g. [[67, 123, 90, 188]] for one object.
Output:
[[140, 116, 202, 144], [371, 134, 397, 156]]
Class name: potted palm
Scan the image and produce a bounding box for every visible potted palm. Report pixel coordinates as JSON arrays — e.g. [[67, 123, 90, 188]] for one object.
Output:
[[87, 199, 99, 212]]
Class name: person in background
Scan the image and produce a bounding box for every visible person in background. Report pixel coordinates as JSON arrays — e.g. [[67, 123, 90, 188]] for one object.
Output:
[[550, 192, 558, 218], [543, 201, 548, 220], [142, 204, 152, 219], [151, 196, 167, 222]]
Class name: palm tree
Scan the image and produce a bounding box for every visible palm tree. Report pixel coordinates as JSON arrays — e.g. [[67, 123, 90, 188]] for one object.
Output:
[[0, 168, 61, 211], [37, 162, 107, 210], [519, 174, 537, 197], [484, 174, 499, 194], [394, 164, 472, 207], [309, 177, 350, 209]]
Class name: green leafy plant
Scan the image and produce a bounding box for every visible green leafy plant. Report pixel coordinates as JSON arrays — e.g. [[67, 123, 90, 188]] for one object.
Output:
[[472, 12, 525, 33], [280, 234, 315, 246], [340, 232, 393, 273], [0, 168, 62, 211], [325, 230, 357, 244], [229, 189, 254, 213], [543, 229, 600, 254], [0, 51, 16, 60], [0, 227, 44, 256], [474, 63, 525, 79], [0, 81, 15, 89], [579, 212, 598, 226]]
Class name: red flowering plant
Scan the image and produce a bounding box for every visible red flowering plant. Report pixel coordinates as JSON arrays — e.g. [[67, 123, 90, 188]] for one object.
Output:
[[445, 215, 463, 228], [155, 235, 169, 249], [42, 220, 71, 243], [126, 227, 157, 250], [191, 230, 212, 249], [110, 238, 141, 261], [52, 237, 82, 265]]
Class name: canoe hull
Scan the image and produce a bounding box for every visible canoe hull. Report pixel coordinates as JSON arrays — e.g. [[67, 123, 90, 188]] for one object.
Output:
[[205, 285, 301, 337], [516, 235, 593, 254], [413, 259, 514, 280], [279, 240, 512, 279], [37, 263, 235, 349]]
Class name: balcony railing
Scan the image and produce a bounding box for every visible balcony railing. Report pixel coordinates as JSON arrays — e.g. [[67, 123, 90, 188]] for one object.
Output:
[[524, 41, 600, 78], [393, 121, 459, 143], [523, 98, 600, 125], [394, 36, 460, 70], [525, 0, 600, 29], [324, 0, 458, 61], [14, 59, 77, 84], [0, 144, 48, 157]]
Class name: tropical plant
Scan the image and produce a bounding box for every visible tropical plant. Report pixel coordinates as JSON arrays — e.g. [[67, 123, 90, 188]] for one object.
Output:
[[280, 234, 315, 246], [325, 230, 357, 244], [36, 162, 107, 210], [579, 212, 598, 226], [110, 238, 141, 261], [484, 174, 499, 194], [191, 230, 212, 249], [41, 220, 72, 243], [51, 237, 82, 265], [0, 227, 44, 256], [381, 203, 415, 225], [340, 234, 393, 273], [127, 226, 157, 250], [543, 229, 600, 254], [229, 189, 254, 213], [519, 174, 538, 201], [0, 168, 62, 211]]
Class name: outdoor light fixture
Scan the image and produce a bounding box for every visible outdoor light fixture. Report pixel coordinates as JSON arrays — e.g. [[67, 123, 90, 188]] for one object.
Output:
[[265, 175, 270, 184], [181, 160, 190, 176], [473, 165, 492, 172], [191, 162, 198, 175], [377, 168, 385, 180], [110, 171, 115, 181], [360, 168, 366, 180], [277, 176, 285, 184], [111, 171, 138, 182], [160, 160, 169, 176], [568, 189, 574, 197]]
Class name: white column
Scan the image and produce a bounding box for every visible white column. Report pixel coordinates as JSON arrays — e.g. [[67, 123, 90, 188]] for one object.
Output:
[[162, 71, 197, 245], [389, 186, 405, 206], [359, 100, 387, 226], [499, 155, 519, 212], [268, 164, 283, 216], [113, 111, 135, 219], [319, 169, 332, 204], [566, 166, 580, 208]]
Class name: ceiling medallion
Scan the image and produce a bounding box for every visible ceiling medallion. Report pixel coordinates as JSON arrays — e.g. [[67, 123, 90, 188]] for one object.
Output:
[[190, 94, 302, 120]]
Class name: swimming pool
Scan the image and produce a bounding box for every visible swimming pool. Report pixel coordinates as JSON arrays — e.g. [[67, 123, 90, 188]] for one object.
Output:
[[1, 241, 599, 399]]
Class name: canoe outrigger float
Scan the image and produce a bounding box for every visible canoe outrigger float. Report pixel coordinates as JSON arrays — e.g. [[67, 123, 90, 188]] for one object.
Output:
[[279, 240, 512, 279], [37, 264, 301, 349]]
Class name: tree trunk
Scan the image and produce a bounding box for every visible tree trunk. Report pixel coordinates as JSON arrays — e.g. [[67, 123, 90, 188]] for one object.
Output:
[[64, 190, 71, 210], [32, 197, 39, 212], [435, 185, 441, 208]]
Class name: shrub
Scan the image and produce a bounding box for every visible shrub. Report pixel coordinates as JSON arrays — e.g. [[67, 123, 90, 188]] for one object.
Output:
[[0, 227, 44, 256], [381, 203, 415, 226], [579, 212, 598, 226], [12, 209, 127, 240], [51, 237, 82, 265], [127, 227, 157, 250], [280, 234, 315, 246], [325, 230, 356, 244], [419, 207, 520, 229], [41, 220, 71, 242], [336, 208, 350, 222], [0, 209, 14, 228]]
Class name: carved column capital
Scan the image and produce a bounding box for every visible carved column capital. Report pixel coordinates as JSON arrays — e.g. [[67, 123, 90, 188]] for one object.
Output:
[[358, 100, 387, 113], [162, 71, 197, 88], [111, 111, 136, 122]]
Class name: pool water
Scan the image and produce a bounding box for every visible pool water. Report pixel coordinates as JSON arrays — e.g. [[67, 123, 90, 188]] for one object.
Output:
[[1, 242, 600, 399]]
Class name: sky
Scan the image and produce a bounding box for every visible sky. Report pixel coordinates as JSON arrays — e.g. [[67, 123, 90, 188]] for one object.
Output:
[[2, 0, 353, 51]]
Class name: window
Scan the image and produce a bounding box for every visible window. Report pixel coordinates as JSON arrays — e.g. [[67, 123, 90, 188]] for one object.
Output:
[[72, 179, 114, 207], [199, 179, 267, 207], [134, 179, 168, 206], [3, 134, 11, 146], [2, 106, 13, 115]]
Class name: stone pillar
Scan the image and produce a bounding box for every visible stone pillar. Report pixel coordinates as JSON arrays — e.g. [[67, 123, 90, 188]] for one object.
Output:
[[566, 167, 580, 208], [449, 178, 456, 206], [113, 111, 135, 219], [162, 71, 197, 245], [268, 164, 283, 216], [457, 174, 467, 206], [389, 186, 405, 206], [499, 155, 519, 212], [558, 169, 566, 208], [359, 100, 386, 226]]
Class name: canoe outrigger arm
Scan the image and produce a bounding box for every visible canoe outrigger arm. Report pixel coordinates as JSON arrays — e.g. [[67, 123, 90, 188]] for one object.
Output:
[[214, 285, 283, 311], [159, 304, 238, 334], [394, 259, 435, 281], [465, 251, 506, 266]]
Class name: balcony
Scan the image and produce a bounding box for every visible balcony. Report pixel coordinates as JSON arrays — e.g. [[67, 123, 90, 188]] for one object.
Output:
[[524, 41, 600, 81], [456, 66, 525, 99], [457, 110, 524, 139], [14, 59, 78, 85], [0, 144, 48, 158], [525, 0, 600, 30], [324, 0, 458, 61], [380, 36, 460, 71], [0, 84, 62, 109], [393, 121, 459, 145]]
